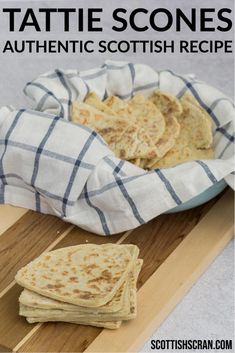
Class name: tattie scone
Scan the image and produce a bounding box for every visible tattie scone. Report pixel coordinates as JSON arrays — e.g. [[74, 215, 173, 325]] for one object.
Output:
[[71, 90, 214, 169], [15, 244, 139, 307], [72, 102, 158, 160], [15, 244, 143, 330], [143, 91, 181, 168], [150, 92, 214, 169], [19, 260, 142, 322]]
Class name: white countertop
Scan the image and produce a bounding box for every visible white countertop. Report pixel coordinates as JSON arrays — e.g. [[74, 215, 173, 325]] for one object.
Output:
[[0, 0, 234, 351], [140, 239, 234, 353]]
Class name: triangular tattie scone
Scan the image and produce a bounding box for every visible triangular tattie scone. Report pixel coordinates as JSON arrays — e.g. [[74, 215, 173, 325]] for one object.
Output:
[[149, 90, 183, 117], [128, 94, 165, 143], [19, 260, 142, 323], [85, 92, 116, 115], [19, 264, 132, 314], [19, 260, 142, 322], [26, 317, 122, 329], [144, 91, 182, 168], [179, 96, 213, 149], [104, 96, 135, 121], [149, 93, 214, 169], [71, 102, 158, 160], [71, 89, 214, 170], [15, 244, 139, 307], [19, 277, 128, 313], [104, 95, 166, 160]]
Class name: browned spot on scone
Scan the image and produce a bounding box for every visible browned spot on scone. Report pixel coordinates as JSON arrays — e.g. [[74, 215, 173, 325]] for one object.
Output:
[[73, 289, 81, 294], [54, 284, 65, 289], [89, 284, 100, 291], [69, 276, 78, 283], [80, 109, 90, 117], [46, 284, 55, 289], [42, 275, 50, 280], [120, 149, 126, 158], [101, 269, 112, 280], [45, 283, 64, 289], [130, 306, 135, 313], [79, 293, 93, 299]]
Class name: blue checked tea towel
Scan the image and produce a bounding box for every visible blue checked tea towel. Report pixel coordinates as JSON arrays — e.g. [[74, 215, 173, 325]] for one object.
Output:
[[0, 61, 234, 235]]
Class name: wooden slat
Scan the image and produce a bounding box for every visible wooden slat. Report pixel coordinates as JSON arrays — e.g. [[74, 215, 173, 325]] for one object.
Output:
[[0, 205, 28, 236], [0, 211, 70, 294], [0, 285, 31, 349], [122, 196, 218, 286], [85, 189, 234, 353], [0, 345, 11, 353], [16, 196, 218, 353]]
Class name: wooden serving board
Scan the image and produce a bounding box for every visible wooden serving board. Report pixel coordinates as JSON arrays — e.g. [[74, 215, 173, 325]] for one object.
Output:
[[0, 189, 234, 353]]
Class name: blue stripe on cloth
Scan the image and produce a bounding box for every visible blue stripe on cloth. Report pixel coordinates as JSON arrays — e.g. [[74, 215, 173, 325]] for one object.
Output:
[[84, 184, 110, 235], [196, 161, 218, 184], [55, 69, 73, 119], [216, 127, 235, 142], [36, 93, 51, 111], [79, 169, 164, 200], [25, 109, 107, 146], [62, 130, 97, 216], [31, 115, 60, 186], [104, 64, 127, 70], [219, 140, 232, 159], [0, 109, 25, 203], [0, 140, 94, 170], [175, 80, 202, 99], [35, 191, 41, 212], [103, 157, 126, 177], [24, 82, 65, 118], [24, 109, 57, 119], [115, 177, 145, 225], [109, 82, 159, 99], [45, 71, 80, 79], [155, 169, 182, 205], [128, 63, 135, 98], [103, 89, 108, 100], [80, 68, 106, 80], [79, 175, 139, 200], [83, 81, 90, 99], [176, 85, 190, 99], [113, 160, 125, 176], [0, 173, 74, 205], [133, 81, 159, 93], [31, 115, 60, 211], [165, 70, 221, 127], [34, 188, 72, 206], [113, 159, 145, 225], [36, 93, 78, 113]]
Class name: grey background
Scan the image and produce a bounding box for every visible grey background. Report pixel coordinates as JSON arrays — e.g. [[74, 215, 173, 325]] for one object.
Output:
[[0, 0, 234, 107], [0, 0, 234, 352]]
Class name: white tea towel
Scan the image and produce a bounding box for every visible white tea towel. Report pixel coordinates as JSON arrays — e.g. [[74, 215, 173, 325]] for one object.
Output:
[[0, 61, 234, 235]]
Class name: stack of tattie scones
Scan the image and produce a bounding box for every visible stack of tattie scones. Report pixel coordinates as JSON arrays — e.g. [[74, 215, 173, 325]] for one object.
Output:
[[71, 90, 214, 169], [15, 244, 142, 329]]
